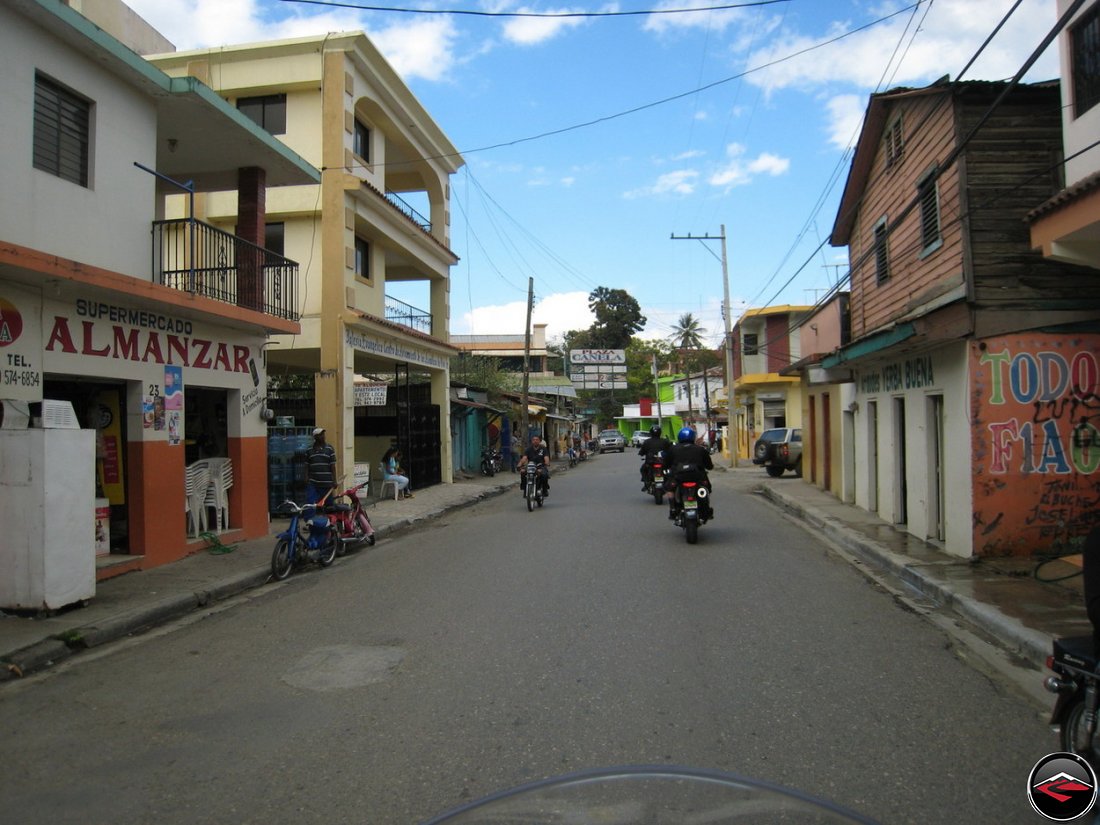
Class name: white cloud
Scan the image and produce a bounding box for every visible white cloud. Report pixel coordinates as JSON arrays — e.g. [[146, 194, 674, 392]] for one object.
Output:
[[457, 291, 594, 340], [623, 169, 699, 199], [643, 0, 749, 35], [125, 0, 459, 82], [501, 6, 588, 45], [707, 143, 789, 189], [824, 94, 866, 151], [742, 0, 1058, 95], [369, 18, 460, 82]]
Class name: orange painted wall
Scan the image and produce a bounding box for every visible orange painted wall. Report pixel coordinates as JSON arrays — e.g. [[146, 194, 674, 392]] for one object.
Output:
[[127, 440, 187, 568], [970, 334, 1100, 556], [229, 436, 271, 537]]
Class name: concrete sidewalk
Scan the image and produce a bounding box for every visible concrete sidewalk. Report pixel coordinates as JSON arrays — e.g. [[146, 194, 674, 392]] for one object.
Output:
[[1, 457, 1090, 696]]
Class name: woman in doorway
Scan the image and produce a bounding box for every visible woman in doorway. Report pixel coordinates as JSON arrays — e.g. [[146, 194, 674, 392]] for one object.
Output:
[[381, 446, 413, 499]]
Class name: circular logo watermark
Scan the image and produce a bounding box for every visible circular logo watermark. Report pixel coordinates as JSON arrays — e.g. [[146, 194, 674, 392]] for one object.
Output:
[[1029, 752, 1098, 821]]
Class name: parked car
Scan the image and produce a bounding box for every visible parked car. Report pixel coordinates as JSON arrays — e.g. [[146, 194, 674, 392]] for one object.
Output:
[[752, 427, 802, 477], [631, 430, 651, 448], [598, 429, 626, 453]]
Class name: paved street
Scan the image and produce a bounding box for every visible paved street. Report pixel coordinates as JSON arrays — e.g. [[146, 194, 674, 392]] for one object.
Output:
[[0, 452, 1054, 824]]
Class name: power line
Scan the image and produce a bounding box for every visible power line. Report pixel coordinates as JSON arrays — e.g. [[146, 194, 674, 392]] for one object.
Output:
[[279, 0, 790, 18]]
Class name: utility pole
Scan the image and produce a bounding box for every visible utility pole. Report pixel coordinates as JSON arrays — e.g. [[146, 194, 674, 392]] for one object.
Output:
[[652, 353, 663, 433], [520, 277, 534, 446], [671, 225, 734, 467]]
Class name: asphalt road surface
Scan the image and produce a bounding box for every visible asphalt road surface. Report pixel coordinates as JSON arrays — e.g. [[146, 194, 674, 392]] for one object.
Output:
[[0, 452, 1055, 824]]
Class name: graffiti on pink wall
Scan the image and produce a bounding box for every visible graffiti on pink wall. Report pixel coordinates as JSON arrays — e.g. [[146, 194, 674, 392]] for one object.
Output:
[[971, 335, 1100, 556]]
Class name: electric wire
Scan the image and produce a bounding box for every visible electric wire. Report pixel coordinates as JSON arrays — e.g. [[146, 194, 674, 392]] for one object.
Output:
[[279, 0, 790, 18]]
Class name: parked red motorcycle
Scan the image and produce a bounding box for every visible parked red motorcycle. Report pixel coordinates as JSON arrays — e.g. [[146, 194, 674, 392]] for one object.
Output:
[[321, 481, 376, 554]]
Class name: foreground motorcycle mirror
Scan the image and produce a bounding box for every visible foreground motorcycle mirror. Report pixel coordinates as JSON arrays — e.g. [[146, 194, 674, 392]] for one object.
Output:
[[423, 765, 881, 824]]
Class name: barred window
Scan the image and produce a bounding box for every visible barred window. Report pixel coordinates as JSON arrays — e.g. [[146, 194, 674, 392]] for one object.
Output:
[[1072, 5, 1100, 117], [917, 171, 941, 253], [743, 333, 759, 356], [33, 73, 90, 187], [884, 117, 904, 168], [874, 219, 890, 284]]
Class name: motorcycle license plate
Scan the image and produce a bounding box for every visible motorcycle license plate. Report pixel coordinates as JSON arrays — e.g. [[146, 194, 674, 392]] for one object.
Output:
[[684, 500, 698, 510]]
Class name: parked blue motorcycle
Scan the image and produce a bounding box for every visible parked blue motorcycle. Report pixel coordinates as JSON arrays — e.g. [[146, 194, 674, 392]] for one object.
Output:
[[270, 499, 337, 580]]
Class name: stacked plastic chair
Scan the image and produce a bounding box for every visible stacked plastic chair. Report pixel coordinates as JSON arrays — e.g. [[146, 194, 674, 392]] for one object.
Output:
[[201, 457, 233, 531], [185, 463, 211, 537]]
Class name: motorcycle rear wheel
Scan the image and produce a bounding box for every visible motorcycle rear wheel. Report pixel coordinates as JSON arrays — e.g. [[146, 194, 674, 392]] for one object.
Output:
[[1061, 699, 1100, 764], [271, 538, 294, 581], [319, 535, 338, 567], [685, 520, 699, 544], [653, 489, 663, 505]]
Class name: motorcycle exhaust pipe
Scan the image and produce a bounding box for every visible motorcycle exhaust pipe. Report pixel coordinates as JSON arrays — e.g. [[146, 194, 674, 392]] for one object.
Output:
[[1046, 675, 1077, 693]]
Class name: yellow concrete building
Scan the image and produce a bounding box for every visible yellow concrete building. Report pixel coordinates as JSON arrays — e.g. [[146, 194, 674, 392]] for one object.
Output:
[[150, 33, 464, 490]]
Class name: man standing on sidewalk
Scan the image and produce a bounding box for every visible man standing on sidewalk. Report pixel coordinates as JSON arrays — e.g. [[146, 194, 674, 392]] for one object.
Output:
[[306, 427, 337, 504]]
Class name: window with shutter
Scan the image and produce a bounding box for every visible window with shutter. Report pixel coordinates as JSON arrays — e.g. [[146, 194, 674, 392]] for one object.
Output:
[[33, 73, 90, 187]]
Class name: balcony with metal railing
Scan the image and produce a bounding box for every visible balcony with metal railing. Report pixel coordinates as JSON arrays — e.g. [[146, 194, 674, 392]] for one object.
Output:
[[152, 218, 299, 321], [384, 191, 431, 233], [385, 294, 432, 335]]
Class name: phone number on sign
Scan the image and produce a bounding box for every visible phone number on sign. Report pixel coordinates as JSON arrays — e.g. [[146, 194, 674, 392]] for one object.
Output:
[[3, 369, 41, 387]]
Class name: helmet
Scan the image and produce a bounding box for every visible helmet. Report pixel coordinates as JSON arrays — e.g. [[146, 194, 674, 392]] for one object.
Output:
[[677, 426, 696, 444], [649, 425, 662, 437]]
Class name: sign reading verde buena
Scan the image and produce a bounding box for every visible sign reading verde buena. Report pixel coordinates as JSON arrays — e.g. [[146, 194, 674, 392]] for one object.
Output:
[[345, 329, 448, 370]]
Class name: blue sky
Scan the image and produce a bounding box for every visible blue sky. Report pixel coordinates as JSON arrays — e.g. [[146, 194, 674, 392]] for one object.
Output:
[[129, 0, 1060, 346]]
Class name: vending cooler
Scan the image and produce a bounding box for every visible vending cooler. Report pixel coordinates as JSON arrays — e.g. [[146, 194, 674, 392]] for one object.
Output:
[[0, 427, 96, 610]]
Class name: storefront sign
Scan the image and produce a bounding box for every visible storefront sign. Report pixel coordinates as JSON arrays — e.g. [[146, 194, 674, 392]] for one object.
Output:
[[44, 300, 254, 375], [345, 329, 448, 370], [354, 383, 388, 406], [570, 349, 626, 364], [858, 355, 936, 394], [0, 286, 43, 402]]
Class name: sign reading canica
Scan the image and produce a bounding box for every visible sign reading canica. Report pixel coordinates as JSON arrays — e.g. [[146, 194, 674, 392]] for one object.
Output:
[[569, 349, 626, 364]]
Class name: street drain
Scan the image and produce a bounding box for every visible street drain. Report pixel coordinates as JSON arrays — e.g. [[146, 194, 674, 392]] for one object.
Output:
[[282, 644, 406, 691]]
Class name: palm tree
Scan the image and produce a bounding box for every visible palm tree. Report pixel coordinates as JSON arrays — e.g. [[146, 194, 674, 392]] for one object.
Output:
[[668, 313, 707, 428]]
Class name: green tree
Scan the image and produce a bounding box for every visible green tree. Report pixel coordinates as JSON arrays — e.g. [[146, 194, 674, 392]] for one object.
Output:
[[587, 286, 646, 348], [625, 337, 674, 398], [668, 312, 705, 350]]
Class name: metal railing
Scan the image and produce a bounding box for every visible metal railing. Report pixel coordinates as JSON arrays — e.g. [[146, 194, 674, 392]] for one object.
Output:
[[385, 191, 431, 233], [152, 218, 299, 321], [385, 294, 432, 334]]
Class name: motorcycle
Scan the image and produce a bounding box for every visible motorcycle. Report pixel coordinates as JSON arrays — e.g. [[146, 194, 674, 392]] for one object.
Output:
[[424, 765, 880, 823], [1046, 527, 1100, 765], [1045, 635, 1100, 764], [642, 455, 666, 505], [270, 499, 337, 581], [670, 479, 712, 544], [522, 461, 545, 512], [480, 446, 502, 477], [321, 482, 375, 555]]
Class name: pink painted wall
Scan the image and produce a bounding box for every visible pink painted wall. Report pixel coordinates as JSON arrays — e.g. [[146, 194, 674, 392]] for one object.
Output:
[[970, 334, 1100, 556]]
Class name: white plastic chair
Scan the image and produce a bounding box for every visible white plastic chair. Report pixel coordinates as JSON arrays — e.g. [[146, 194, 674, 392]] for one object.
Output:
[[185, 463, 211, 537], [377, 462, 400, 501], [202, 458, 232, 531]]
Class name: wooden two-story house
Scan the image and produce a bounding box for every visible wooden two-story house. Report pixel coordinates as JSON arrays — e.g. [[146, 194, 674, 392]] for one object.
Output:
[[826, 78, 1100, 559]]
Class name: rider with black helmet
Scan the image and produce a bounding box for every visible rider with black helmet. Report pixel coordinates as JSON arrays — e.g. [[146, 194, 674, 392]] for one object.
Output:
[[638, 424, 673, 489], [666, 426, 713, 520]]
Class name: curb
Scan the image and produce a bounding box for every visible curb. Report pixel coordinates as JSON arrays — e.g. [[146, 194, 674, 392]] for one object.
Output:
[[0, 479, 522, 682], [757, 484, 1052, 669]]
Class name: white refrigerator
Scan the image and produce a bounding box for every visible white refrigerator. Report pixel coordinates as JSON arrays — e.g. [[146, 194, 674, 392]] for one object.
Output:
[[0, 429, 96, 610]]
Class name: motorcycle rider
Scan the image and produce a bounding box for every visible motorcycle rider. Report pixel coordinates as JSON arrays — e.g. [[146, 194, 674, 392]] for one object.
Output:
[[666, 426, 713, 520], [638, 424, 672, 490], [517, 434, 551, 497]]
